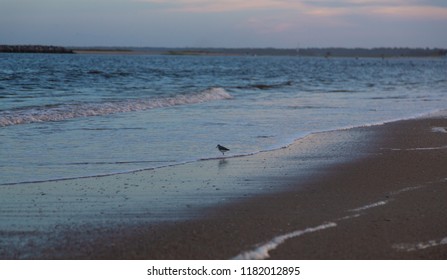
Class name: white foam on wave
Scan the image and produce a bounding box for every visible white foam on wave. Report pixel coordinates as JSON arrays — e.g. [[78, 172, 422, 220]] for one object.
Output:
[[419, 109, 447, 119], [389, 185, 425, 195], [393, 237, 447, 252], [387, 146, 447, 151], [232, 222, 337, 260], [349, 200, 388, 212], [432, 127, 447, 133], [337, 213, 362, 221], [232, 180, 444, 259], [0, 87, 232, 127]]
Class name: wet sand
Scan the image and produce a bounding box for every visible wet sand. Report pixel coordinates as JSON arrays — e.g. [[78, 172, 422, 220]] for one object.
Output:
[[1, 113, 447, 259]]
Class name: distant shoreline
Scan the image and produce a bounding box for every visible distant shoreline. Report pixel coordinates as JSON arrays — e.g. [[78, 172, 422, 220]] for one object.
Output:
[[72, 46, 447, 57], [0, 45, 73, 54], [1, 44, 446, 57]]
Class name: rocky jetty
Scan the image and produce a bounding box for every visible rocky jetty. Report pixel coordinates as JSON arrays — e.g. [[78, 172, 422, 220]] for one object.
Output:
[[0, 45, 73, 54]]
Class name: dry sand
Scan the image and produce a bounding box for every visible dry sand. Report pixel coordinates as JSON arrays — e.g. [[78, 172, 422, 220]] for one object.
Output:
[[1, 113, 446, 259]]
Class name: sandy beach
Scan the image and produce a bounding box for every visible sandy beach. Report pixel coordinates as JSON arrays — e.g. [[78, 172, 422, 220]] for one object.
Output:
[[1, 112, 446, 259]]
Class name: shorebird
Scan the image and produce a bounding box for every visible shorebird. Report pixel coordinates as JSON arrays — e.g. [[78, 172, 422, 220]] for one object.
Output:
[[216, 144, 230, 155]]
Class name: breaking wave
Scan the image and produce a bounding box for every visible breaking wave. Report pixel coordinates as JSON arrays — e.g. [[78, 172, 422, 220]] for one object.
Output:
[[0, 87, 232, 127], [235, 81, 293, 90]]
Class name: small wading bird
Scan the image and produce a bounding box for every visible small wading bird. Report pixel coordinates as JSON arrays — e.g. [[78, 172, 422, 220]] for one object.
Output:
[[216, 144, 230, 155]]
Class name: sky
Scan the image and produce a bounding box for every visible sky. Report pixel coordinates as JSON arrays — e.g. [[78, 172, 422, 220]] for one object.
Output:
[[1, 0, 447, 48]]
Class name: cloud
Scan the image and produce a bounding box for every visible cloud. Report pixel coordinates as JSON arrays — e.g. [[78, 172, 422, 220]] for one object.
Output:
[[134, 0, 303, 13], [371, 5, 447, 20], [245, 16, 295, 34], [135, 0, 447, 19], [2, 0, 446, 48]]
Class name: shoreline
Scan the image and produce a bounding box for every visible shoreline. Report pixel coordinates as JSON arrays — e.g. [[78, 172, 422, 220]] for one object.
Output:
[[2, 109, 443, 187], [3, 45, 445, 58], [100, 114, 447, 260], [1, 113, 447, 259]]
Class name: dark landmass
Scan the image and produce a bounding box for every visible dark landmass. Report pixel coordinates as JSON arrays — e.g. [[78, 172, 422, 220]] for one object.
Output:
[[1, 45, 446, 57], [73, 46, 447, 57], [296, 47, 447, 58], [164, 47, 447, 57], [0, 45, 74, 54]]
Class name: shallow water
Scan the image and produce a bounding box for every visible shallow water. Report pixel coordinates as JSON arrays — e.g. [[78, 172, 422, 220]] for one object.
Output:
[[1, 54, 446, 184]]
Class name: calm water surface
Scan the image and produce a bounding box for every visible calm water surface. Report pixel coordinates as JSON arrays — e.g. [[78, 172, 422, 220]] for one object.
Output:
[[1, 54, 446, 184]]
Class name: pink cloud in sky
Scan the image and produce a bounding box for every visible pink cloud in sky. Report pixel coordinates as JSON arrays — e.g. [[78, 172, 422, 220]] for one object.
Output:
[[133, 0, 447, 30], [371, 5, 447, 20], [136, 0, 447, 22], [2, 0, 446, 47], [245, 16, 295, 34], [135, 0, 447, 47], [136, 0, 294, 13]]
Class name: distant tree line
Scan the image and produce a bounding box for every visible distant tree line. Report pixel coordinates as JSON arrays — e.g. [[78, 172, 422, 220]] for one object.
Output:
[[296, 47, 447, 58], [2, 45, 446, 57], [182, 47, 447, 57], [0, 45, 73, 53], [144, 47, 447, 57]]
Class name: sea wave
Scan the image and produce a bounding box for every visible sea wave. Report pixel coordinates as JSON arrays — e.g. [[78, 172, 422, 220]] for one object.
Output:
[[0, 87, 232, 127], [235, 81, 293, 90]]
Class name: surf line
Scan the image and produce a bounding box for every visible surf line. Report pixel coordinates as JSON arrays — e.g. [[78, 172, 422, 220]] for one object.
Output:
[[232, 222, 337, 260], [348, 200, 388, 212], [232, 198, 391, 260], [393, 237, 447, 252]]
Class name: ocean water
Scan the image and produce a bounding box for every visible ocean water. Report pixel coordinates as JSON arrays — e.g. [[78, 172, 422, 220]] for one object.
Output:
[[1, 53, 446, 185]]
